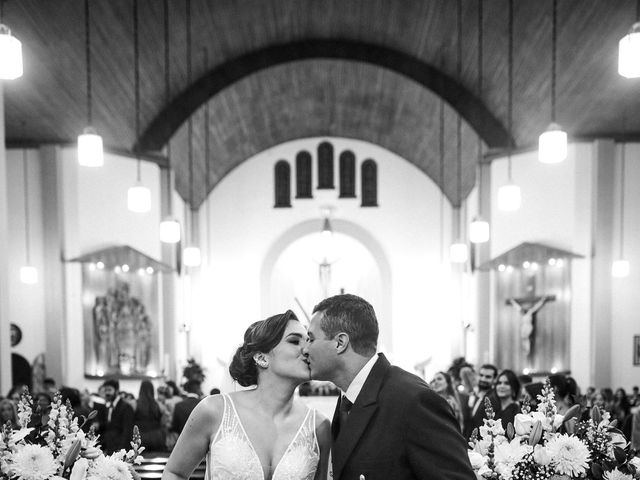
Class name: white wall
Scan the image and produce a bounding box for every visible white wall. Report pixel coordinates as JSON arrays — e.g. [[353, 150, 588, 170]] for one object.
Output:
[[194, 137, 458, 391]]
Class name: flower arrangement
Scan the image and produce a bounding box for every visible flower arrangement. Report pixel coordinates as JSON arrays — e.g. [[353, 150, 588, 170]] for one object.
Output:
[[468, 379, 640, 480], [0, 390, 144, 480]]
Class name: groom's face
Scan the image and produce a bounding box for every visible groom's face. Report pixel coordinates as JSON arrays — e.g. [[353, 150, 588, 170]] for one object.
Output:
[[304, 312, 339, 381]]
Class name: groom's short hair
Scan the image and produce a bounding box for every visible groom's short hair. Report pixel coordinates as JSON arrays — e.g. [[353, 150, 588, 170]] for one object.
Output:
[[313, 294, 378, 356]]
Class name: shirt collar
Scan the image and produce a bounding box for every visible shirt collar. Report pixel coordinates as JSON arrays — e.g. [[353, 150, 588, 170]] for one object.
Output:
[[343, 353, 378, 404], [108, 396, 120, 408]]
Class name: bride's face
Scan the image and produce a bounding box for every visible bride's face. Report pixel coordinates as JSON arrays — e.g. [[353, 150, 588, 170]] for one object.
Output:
[[266, 320, 310, 382]]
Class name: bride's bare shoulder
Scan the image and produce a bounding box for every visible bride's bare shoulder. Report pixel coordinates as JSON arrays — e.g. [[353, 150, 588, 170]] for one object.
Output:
[[192, 393, 225, 424]]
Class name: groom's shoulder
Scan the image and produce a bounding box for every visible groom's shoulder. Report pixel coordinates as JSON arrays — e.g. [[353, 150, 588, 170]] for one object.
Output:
[[382, 364, 432, 397]]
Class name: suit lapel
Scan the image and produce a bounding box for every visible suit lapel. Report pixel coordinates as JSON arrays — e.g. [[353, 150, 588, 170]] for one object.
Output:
[[331, 396, 341, 440], [333, 354, 390, 480]]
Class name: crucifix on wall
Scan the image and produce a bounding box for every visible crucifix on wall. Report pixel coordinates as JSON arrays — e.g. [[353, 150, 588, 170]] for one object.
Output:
[[505, 273, 555, 363]]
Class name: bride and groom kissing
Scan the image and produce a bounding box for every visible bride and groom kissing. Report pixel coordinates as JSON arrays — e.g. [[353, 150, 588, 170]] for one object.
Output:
[[163, 294, 475, 480]]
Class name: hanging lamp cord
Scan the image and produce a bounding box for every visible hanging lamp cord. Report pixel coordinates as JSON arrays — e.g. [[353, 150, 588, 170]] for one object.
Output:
[[133, 0, 142, 180], [186, 0, 193, 210], [439, 96, 445, 263], [84, 0, 92, 125], [620, 143, 625, 257], [476, 0, 483, 211], [164, 0, 173, 213], [507, 0, 514, 178], [551, 0, 557, 123], [23, 148, 31, 263]]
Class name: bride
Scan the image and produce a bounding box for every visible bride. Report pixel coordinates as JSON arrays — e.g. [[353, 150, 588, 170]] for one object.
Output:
[[162, 310, 331, 480]]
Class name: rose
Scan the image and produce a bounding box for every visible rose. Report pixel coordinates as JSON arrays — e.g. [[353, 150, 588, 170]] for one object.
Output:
[[514, 414, 534, 435], [533, 444, 551, 466], [468, 451, 486, 470]]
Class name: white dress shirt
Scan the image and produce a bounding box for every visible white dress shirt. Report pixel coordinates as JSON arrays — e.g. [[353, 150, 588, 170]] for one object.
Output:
[[343, 353, 379, 405]]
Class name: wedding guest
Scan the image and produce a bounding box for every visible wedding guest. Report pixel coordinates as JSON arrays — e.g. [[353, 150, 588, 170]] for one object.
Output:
[[43, 378, 57, 396], [59, 387, 92, 430], [432, 371, 463, 431], [495, 370, 520, 431], [549, 374, 577, 415], [523, 382, 544, 410], [100, 378, 135, 454], [631, 386, 639, 407], [7, 385, 26, 405], [135, 380, 166, 452], [0, 399, 19, 429], [613, 388, 631, 425], [170, 380, 202, 435], [465, 364, 499, 440]]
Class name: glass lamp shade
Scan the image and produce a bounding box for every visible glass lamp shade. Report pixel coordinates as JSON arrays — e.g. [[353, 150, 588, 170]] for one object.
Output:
[[77, 127, 104, 167], [127, 183, 151, 213], [20, 265, 38, 284], [159, 218, 181, 243], [0, 24, 23, 79], [619, 23, 640, 78], [497, 182, 521, 212], [450, 242, 469, 264], [469, 218, 490, 243], [183, 246, 202, 267], [538, 123, 568, 164], [611, 259, 630, 278]]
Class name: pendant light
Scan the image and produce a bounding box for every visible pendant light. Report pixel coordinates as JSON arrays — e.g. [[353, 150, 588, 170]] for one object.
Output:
[[612, 143, 629, 278], [0, 1, 22, 80], [450, 0, 468, 264], [20, 148, 37, 284], [439, 92, 446, 266], [77, 0, 103, 167], [538, 0, 567, 164], [159, 0, 181, 243], [127, 0, 151, 213], [469, 0, 490, 244], [182, 0, 200, 268], [497, 0, 521, 212], [618, 0, 640, 78]]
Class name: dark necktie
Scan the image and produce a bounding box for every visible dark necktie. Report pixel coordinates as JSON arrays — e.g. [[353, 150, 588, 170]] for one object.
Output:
[[334, 395, 353, 440]]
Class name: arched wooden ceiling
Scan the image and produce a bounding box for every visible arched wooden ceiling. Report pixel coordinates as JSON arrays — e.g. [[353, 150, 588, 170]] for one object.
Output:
[[4, 0, 640, 208]]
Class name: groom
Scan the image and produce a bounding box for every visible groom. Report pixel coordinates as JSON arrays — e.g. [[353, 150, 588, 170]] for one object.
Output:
[[304, 294, 475, 480]]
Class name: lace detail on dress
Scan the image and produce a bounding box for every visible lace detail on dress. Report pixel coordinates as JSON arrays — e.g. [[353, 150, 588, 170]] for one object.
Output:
[[206, 394, 319, 480]]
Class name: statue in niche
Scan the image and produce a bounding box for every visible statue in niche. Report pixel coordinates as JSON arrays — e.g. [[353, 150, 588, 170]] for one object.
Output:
[[90, 281, 153, 375]]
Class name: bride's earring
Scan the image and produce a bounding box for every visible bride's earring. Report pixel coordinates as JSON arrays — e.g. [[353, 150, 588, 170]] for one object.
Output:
[[254, 354, 269, 368]]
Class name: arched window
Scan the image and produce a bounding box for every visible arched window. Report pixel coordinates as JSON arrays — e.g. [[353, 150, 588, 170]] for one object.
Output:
[[361, 159, 378, 207], [339, 150, 356, 198], [274, 160, 291, 208], [295, 151, 312, 198], [317, 141, 334, 189]]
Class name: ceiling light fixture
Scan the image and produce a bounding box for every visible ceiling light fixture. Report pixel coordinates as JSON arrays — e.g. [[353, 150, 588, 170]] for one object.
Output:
[[77, 0, 103, 167], [470, 0, 490, 244], [0, 1, 22, 80], [618, 0, 640, 78], [127, 0, 151, 213], [498, 0, 521, 212], [159, 1, 180, 243], [612, 142, 629, 278], [538, 0, 567, 164], [450, 0, 468, 264], [19, 148, 36, 284]]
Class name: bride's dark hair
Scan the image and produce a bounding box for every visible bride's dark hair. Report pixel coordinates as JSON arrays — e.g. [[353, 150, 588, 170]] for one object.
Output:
[[229, 310, 298, 387]]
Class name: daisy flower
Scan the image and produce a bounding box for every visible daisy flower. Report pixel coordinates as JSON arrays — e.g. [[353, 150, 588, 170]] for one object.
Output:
[[546, 434, 590, 477], [10, 444, 59, 480], [603, 469, 633, 480]]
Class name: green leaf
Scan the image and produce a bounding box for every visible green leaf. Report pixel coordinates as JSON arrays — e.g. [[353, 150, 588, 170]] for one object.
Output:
[[528, 420, 542, 446], [591, 463, 604, 480], [506, 422, 515, 440], [563, 417, 576, 435], [591, 405, 602, 423], [562, 404, 581, 422], [62, 439, 82, 472], [613, 446, 627, 464]]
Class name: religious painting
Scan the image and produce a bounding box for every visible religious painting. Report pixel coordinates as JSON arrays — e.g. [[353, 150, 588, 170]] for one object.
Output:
[[634, 336, 640, 366], [82, 264, 162, 378]]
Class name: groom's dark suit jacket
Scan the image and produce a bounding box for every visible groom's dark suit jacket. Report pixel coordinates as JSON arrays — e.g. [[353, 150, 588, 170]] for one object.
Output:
[[331, 354, 475, 480]]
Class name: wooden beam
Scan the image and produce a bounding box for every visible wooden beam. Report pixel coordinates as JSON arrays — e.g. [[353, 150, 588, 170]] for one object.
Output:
[[137, 39, 512, 153]]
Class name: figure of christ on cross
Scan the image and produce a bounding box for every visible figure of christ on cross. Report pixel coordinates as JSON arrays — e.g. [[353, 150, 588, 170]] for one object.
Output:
[[506, 295, 556, 361]]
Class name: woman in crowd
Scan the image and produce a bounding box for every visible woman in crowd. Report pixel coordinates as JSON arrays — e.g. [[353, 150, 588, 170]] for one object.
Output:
[[613, 388, 631, 426], [431, 371, 463, 431], [495, 369, 520, 430], [0, 398, 19, 429], [135, 380, 166, 452]]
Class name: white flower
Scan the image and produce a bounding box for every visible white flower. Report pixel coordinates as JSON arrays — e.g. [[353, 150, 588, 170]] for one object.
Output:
[[468, 450, 486, 470], [514, 414, 534, 435], [546, 434, 590, 477], [70, 457, 89, 480], [533, 444, 552, 466], [494, 437, 531, 468], [477, 464, 492, 478], [552, 414, 564, 430], [10, 444, 59, 480], [10, 428, 33, 444], [603, 469, 633, 480], [88, 455, 132, 480], [629, 456, 640, 476]]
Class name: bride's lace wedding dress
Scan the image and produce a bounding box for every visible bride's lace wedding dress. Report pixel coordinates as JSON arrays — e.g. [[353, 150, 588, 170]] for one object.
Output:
[[206, 394, 320, 480]]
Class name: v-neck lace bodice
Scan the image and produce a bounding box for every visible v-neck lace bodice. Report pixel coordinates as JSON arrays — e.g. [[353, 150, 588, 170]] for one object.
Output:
[[206, 394, 319, 480]]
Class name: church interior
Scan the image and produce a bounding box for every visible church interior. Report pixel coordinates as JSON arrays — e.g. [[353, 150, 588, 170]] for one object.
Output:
[[0, 0, 639, 432]]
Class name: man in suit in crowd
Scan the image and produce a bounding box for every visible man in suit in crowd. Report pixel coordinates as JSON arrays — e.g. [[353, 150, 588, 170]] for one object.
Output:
[[465, 363, 499, 440], [304, 294, 475, 480], [171, 380, 202, 435], [99, 378, 135, 454]]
